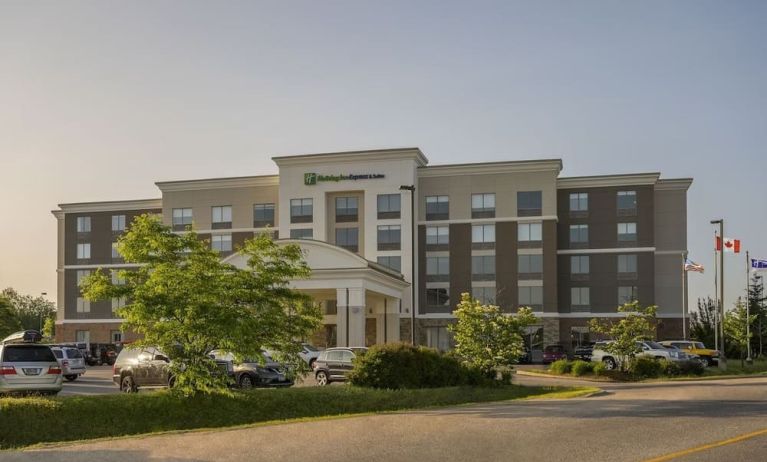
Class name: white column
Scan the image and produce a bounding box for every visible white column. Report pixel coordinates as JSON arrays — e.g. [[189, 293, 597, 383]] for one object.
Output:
[[336, 287, 366, 347]]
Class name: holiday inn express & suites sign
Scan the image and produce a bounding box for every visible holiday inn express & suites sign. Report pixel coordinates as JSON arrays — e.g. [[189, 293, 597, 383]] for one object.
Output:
[[304, 172, 385, 185]]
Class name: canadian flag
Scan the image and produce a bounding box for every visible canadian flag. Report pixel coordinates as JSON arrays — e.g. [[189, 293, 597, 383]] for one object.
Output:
[[716, 237, 741, 253]]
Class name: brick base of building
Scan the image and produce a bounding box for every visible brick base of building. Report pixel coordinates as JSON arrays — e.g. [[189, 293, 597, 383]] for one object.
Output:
[[55, 323, 141, 344]]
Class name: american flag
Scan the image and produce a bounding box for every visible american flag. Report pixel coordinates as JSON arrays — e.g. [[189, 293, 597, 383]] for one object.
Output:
[[684, 258, 704, 273]]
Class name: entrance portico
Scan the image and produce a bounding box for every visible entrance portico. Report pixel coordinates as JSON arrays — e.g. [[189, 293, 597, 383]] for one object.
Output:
[[223, 239, 409, 347]]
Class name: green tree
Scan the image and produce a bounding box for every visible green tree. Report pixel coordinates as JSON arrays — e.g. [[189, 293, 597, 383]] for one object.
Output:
[[589, 301, 657, 372], [747, 275, 766, 358], [1, 288, 56, 331], [724, 300, 755, 367], [82, 214, 321, 396], [0, 296, 23, 339], [690, 297, 717, 349], [42, 316, 56, 340], [448, 293, 537, 376]]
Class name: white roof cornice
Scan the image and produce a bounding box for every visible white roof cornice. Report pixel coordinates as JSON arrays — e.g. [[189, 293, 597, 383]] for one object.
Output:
[[272, 147, 428, 167], [557, 173, 661, 189], [418, 159, 562, 178], [655, 178, 693, 191], [155, 175, 278, 192], [53, 198, 162, 215]]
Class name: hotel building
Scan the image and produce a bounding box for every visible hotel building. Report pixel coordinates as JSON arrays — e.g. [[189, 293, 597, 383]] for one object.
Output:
[[52, 148, 692, 357]]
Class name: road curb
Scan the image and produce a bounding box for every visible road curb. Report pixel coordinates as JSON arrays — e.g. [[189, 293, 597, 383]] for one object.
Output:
[[516, 370, 613, 383]]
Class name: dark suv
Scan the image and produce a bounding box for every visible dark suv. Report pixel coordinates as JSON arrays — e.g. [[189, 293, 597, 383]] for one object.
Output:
[[312, 347, 367, 386], [113, 347, 234, 392]]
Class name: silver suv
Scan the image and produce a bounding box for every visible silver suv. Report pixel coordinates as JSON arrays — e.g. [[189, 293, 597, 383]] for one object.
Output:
[[50, 346, 87, 381], [0, 331, 63, 395], [591, 340, 693, 370]]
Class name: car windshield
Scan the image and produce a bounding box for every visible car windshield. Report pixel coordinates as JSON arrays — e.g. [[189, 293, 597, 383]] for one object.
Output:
[[545, 346, 563, 353], [302, 344, 319, 352], [2, 345, 56, 362], [645, 342, 664, 349], [694, 342, 705, 349], [66, 348, 83, 358], [52, 349, 63, 359]]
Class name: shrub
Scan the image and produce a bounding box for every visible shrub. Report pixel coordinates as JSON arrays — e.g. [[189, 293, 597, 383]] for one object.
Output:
[[593, 361, 608, 376], [660, 359, 681, 377], [631, 356, 663, 378], [678, 360, 705, 376], [549, 359, 572, 375], [571, 360, 594, 376], [347, 343, 490, 389]]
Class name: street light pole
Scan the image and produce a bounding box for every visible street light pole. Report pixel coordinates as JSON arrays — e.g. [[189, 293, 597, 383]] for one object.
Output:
[[710, 219, 726, 370], [39, 292, 47, 332], [746, 251, 753, 365], [400, 185, 416, 345]]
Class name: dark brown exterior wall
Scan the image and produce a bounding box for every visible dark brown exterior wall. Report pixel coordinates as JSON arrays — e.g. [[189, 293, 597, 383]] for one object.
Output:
[[495, 222, 517, 312], [417, 225, 426, 315], [558, 317, 685, 347], [448, 223, 471, 313], [542, 220, 558, 313]]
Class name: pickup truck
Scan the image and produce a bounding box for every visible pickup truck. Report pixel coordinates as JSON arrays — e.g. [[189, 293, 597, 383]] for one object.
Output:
[[591, 340, 694, 370]]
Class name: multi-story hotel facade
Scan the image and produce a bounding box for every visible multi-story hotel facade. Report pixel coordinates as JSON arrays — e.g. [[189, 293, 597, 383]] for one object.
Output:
[[52, 148, 692, 357]]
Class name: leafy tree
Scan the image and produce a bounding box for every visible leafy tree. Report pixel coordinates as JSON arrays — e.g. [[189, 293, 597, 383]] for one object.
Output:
[[724, 300, 756, 367], [747, 275, 767, 358], [448, 293, 537, 376], [0, 296, 23, 339], [690, 297, 717, 349], [1, 288, 55, 331], [82, 214, 322, 396], [42, 317, 56, 340], [589, 301, 657, 372]]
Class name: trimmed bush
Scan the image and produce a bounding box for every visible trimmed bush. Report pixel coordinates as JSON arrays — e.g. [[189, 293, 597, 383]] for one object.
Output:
[[593, 361, 608, 376], [678, 360, 705, 376], [660, 359, 681, 376], [549, 359, 572, 375], [570, 360, 594, 376], [347, 343, 489, 389], [631, 356, 663, 378]]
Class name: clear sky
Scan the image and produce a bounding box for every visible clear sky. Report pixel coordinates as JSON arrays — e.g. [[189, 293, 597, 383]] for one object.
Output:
[[1, 1, 765, 311]]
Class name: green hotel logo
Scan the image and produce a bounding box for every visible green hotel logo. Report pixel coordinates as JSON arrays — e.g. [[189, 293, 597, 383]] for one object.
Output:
[[303, 172, 385, 185]]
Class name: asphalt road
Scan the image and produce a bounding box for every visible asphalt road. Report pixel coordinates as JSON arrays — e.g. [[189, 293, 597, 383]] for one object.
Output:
[[5, 374, 767, 461]]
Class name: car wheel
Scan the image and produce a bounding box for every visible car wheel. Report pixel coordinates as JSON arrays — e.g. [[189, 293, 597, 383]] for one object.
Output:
[[700, 357, 710, 368], [315, 370, 329, 386], [64, 374, 78, 382], [309, 358, 316, 369], [121, 375, 137, 393], [239, 374, 255, 389], [603, 357, 616, 371], [168, 376, 176, 388]]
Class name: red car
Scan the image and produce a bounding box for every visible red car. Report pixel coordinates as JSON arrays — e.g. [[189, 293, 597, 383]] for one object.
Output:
[[542, 344, 568, 364]]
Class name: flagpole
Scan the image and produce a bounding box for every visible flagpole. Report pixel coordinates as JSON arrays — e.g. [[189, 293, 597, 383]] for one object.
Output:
[[682, 251, 687, 340], [713, 229, 718, 354], [746, 250, 752, 364]]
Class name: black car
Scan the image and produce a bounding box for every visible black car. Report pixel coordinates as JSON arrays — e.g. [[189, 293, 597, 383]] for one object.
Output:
[[573, 343, 595, 362], [312, 347, 367, 386], [518, 346, 532, 364]]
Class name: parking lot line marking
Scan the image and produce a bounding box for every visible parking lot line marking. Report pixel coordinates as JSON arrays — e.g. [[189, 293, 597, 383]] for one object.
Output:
[[643, 427, 767, 462]]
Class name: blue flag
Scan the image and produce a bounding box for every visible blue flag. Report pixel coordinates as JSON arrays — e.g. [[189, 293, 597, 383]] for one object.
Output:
[[751, 259, 767, 271]]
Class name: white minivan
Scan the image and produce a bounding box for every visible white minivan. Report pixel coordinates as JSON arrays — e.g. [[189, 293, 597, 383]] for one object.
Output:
[[0, 331, 63, 395]]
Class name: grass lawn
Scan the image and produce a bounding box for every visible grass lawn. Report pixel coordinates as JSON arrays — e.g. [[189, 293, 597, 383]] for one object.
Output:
[[700, 358, 767, 377], [0, 384, 596, 449]]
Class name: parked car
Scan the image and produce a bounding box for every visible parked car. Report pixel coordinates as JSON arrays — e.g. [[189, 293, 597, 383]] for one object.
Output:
[[0, 330, 63, 395], [573, 343, 595, 362], [210, 350, 293, 389], [112, 347, 235, 393], [312, 347, 367, 386], [591, 340, 695, 370], [50, 345, 87, 381], [542, 344, 568, 364], [659, 340, 719, 367], [299, 343, 322, 368], [518, 346, 532, 364]]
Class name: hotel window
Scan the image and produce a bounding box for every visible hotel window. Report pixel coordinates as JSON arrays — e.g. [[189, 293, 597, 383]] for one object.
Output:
[[618, 286, 639, 305], [111, 242, 121, 260], [518, 223, 542, 242], [519, 286, 543, 310], [290, 198, 313, 223], [570, 224, 589, 245], [426, 288, 450, 307], [472, 286, 496, 305], [377, 194, 401, 219], [517, 191, 542, 217], [111, 330, 123, 343], [211, 234, 232, 252], [75, 330, 90, 344], [212, 206, 232, 229], [76, 270, 91, 288], [335, 228, 359, 253], [253, 203, 275, 227], [570, 256, 590, 275], [290, 228, 313, 239], [471, 255, 495, 280], [425, 195, 449, 221], [112, 215, 126, 232], [617, 222, 637, 242], [518, 254, 543, 277], [425, 226, 449, 247], [76, 243, 91, 260], [335, 197, 358, 222], [569, 193, 588, 212], [76, 216, 91, 233], [426, 326, 451, 351], [111, 270, 126, 286], [617, 191, 637, 215], [571, 287, 590, 312], [377, 225, 401, 251], [472, 224, 495, 249], [471, 193, 496, 218], [618, 254, 638, 277], [426, 256, 450, 281], [76, 297, 90, 313], [377, 256, 402, 272], [172, 208, 193, 230], [112, 297, 127, 311]]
